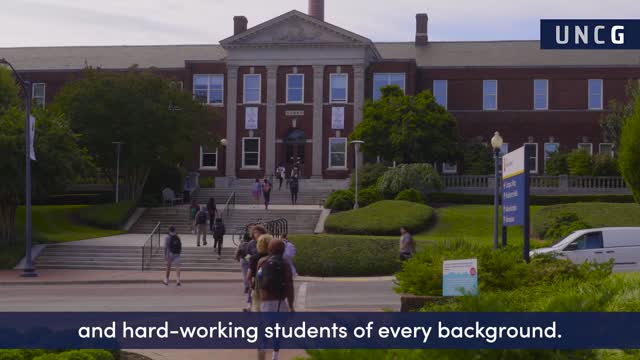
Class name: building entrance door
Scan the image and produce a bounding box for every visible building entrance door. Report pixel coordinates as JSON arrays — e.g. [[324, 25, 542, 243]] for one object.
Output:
[[283, 128, 306, 178]]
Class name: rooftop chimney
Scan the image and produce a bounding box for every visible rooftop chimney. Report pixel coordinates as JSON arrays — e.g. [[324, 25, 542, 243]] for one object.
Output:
[[309, 0, 325, 21], [415, 13, 428, 46], [234, 16, 248, 35]]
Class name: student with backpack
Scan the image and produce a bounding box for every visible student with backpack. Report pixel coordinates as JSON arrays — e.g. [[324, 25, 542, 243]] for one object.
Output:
[[206, 197, 218, 232], [289, 177, 299, 205], [212, 217, 226, 258], [189, 199, 199, 234], [248, 234, 273, 313], [194, 206, 208, 247], [163, 225, 182, 286], [262, 179, 272, 210], [235, 225, 266, 302]]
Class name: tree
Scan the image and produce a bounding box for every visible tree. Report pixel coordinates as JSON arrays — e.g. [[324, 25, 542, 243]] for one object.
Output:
[[601, 81, 640, 150], [619, 92, 640, 203], [54, 69, 212, 201], [351, 85, 458, 164], [544, 150, 569, 175], [567, 149, 593, 176], [0, 67, 91, 244], [461, 140, 494, 175]]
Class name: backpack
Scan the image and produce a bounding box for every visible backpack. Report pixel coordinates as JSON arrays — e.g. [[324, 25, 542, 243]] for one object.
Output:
[[213, 221, 226, 238], [168, 235, 182, 254], [258, 255, 286, 295], [196, 211, 207, 225]]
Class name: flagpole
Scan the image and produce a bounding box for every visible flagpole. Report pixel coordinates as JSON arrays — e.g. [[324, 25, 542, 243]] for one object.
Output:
[[23, 79, 36, 277]]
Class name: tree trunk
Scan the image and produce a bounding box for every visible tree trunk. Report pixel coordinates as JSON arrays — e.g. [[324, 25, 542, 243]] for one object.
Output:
[[0, 196, 18, 246], [124, 166, 151, 202]]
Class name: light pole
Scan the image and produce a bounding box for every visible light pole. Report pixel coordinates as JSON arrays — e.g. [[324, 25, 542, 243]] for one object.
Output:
[[490, 131, 504, 250], [351, 140, 365, 209], [112, 142, 124, 203], [1, 58, 37, 277]]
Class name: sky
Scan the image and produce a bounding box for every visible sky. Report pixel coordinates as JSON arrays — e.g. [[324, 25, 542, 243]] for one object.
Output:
[[1, 0, 640, 47]]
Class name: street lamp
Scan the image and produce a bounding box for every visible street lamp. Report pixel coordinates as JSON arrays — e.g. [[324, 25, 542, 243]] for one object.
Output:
[[1, 58, 36, 277], [220, 138, 228, 147], [490, 131, 504, 250], [351, 140, 365, 209], [112, 142, 124, 203]]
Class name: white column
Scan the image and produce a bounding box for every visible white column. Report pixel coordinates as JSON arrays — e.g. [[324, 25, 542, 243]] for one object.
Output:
[[312, 64, 324, 178], [225, 65, 239, 179], [353, 63, 366, 168], [266, 65, 278, 177]]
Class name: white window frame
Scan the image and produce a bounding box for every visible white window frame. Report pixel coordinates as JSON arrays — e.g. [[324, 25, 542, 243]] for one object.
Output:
[[534, 79, 548, 110], [199, 146, 218, 170], [524, 143, 539, 174], [193, 74, 224, 105], [330, 73, 348, 103], [243, 74, 261, 104], [543, 142, 559, 166], [241, 137, 261, 169], [442, 162, 457, 174], [286, 74, 305, 104], [588, 79, 603, 110], [32, 82, 46, 108], [483, 80, 498, 110], [577, 143, 593, 155], [433, 80, 448, 109], [372, 73, 406, 100], [328, 137, 348, 169], [599, 143, 614, 157]]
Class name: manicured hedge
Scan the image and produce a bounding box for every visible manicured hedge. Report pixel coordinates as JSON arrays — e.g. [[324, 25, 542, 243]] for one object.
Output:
[[74, 201, 137, 229], [425, 192, 635, 205], [290, 234, 400, 277], [325, 200, 434, 235], [0, 349, 115, 360], [35, 192, 114, 205]]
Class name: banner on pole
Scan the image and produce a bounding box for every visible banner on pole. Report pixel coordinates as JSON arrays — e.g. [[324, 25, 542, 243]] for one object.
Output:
[[29, 115, 36, 161], [331, 107, 345, 130], [502, 146, 527, 226], [245, 107, 258, 130]]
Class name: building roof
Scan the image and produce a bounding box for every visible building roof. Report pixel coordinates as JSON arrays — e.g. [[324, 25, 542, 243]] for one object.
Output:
[[2, 40, 640, 71]]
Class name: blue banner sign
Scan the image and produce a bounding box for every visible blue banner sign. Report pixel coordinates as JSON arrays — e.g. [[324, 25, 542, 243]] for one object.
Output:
[[4, 312, 640, 349], [502, 146, 527, 227], [540, 19, 640, 49]]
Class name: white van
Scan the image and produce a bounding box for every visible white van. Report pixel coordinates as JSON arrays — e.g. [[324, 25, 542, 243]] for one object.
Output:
[[531, 227, 640, 272]]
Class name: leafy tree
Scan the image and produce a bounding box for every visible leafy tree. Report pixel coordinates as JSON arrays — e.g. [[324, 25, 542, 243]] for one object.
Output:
[[53, 69, 212, 201], [592, 154, 619, 176], [351, 85, 458, 164], [567, 149, 592, 176], [619, 92, 640, 203], [544, 150, 569, 175], [601, 81, 640, 150], [461, 140, 494, 175], [0, 68, 91, 244], [376, 163, 442, 199]]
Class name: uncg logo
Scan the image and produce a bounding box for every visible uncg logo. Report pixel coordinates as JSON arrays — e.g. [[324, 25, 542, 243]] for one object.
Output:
[[540, 20, 640, 49], [555, 25, 624, 45]]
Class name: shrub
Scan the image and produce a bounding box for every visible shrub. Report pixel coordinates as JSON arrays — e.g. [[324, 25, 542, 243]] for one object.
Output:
[[325, 200, 434, 236], [357, 186, 382, 207], [74, 201, 136, 229], [142, 164, 184, 198], [619, 93, 640, 203], [290, 234, 400, 277], [461, 141, 494, 175], [350, 163, 388, 190], [567, 149, 593, 176], [543, 212, 590, 241], [324, 189, 354, 212], [544, 151, 569, 175], [199, 176, 215, 188], [376, 163, 442, 199], [395, 188, 425, 204], [592, 154, 620, 176]]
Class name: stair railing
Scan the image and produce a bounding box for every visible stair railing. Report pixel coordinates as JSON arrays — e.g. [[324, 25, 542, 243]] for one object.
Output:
[[141, 221, 162, 271], [220, 191, 236, 221]]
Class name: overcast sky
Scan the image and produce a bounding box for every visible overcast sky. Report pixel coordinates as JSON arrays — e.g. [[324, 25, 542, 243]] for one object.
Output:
[[1, 0, 640, 47]]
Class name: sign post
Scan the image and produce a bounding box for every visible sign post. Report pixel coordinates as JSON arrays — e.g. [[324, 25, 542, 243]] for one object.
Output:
[[501, 146, 531, 262]]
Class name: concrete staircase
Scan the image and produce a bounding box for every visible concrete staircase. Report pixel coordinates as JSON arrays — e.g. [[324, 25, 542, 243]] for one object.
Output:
[[34, 244, 239, 272]]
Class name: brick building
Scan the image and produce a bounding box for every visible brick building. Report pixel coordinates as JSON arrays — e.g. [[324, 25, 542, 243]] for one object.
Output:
[[2, 0, 640, 180]]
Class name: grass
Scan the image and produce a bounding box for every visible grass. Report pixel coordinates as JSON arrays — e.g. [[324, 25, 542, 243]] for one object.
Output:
[[325, 200, 434, 235]]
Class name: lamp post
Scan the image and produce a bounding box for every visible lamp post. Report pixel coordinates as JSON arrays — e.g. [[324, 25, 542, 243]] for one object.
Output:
[[351, 140, 365, 209], [1, 58, 37, 277], [490, 131, 504, 250], [112, 142, 124, 203]]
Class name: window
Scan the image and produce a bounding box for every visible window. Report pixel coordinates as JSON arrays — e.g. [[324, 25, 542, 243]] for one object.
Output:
[[328, 138, 347, 168], [330, 73, 348, 103], [193, 75, 223, 105], [442, 162, 457, 174], [433, 80, 448, 109], [243, 74, 261, 104], [483, 80, 498, 110], [578, 143, 593, 155], [599, 143, 614, 157], [564, 232, 603, 251], [500, 143, 509, 156], [534, 79, 548, 110], [32, 83, 45, 108], [242, 138, 260, 168], [286, 74, 304, 103], [588, 79, 603, 110], [544, 143, 559, 165], [373, 73, 405, 100], [524, 143, 538, 174], [200, 145, 217, 169]]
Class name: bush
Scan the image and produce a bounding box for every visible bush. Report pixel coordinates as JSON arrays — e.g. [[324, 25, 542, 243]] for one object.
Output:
[[357, 186, 382, 207], [74, 201, 136, 229], [543, 212, 591, 241], [0, 350, 115, 360], [325, 200, 434, 236], [376, 163, 442, 199], [350, 163, 388, 190], [395, 189, 425, 204], [592, 154, 620, 176], [619, 94, 640, 203], [324, 189, 354, 212], [567, 149, 593, 175], [199, 176, 215, 188], [461, 141, 494, 175], [544, 151, 569, 175], [290, 234, 400, 276], [142, 164, 184, 199]]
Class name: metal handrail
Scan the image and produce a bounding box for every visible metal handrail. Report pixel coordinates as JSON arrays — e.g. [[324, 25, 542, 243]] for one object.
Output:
[[141, 221, 162, 272], [220, 191, 236, 221]]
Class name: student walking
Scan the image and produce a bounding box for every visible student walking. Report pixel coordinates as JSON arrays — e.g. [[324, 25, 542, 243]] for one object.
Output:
[[248, 234, 273, 313], [262, 179, 272, 210], [236, 228, 254, 294], [189, 199, 199, 234], [237, 225, 267, 311], [399, 226, 416, 261], [206, 197, 218, 232], [276, 164, 286, 190], [163, 225, 182, 286], [281, 234, 298, 277], [212, 217, 226, 259], [251, 178, 262, 206], [289, 177, 299, 205], [183, 176, 192, 203], [194, 206, 208, 247]]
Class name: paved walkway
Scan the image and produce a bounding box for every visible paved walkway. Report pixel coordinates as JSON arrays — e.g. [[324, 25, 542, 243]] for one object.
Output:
[[47, 234, 239, 248]]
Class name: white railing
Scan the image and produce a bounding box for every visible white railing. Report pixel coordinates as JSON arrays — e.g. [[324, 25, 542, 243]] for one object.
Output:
[[443, 175, 629, 195]]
